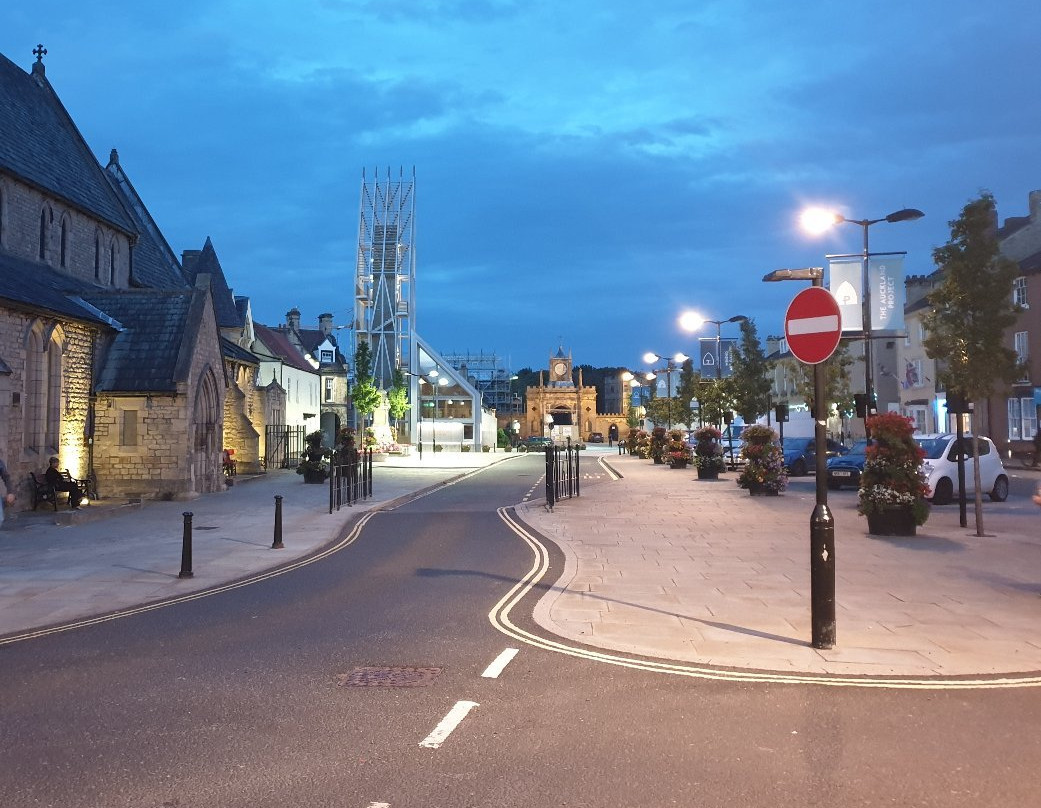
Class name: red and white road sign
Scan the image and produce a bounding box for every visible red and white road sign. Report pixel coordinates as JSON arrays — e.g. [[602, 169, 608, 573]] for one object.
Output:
[[784, 287, 842, 364]]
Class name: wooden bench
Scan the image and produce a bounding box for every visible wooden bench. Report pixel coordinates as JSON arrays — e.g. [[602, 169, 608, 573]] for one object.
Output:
[[29, 472, 59, 511], [61, 469, 95, 500]]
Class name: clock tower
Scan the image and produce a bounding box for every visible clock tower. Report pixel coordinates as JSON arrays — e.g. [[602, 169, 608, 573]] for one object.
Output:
[[549, 346, 573, 386]]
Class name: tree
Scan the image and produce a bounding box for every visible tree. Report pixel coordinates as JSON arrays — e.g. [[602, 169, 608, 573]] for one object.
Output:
[[387, 368, 410, 440], [729, 318, 772, 423], [350, 341, 382, 427], [778, 341, 856, 425], [922, 192, 1021, 536]]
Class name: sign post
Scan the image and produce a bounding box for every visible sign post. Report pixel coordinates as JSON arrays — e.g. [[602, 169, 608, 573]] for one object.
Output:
[[784, 286, 841, 649]]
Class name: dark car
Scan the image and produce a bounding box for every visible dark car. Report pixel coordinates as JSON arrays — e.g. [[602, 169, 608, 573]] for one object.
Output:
[[587, 432, 604, 443], [826, 439, 871, 489], [519, 436, 553, 452], [782, 437, 847, 476]]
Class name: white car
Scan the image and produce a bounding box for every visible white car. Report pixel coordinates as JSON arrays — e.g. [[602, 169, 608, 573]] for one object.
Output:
[[914, 434, 1009, 504]]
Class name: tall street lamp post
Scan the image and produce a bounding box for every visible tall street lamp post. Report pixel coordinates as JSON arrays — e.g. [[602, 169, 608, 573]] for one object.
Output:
[[641, 352, 689, 430], [801, 207, 924, 437], [678, 313, 748, 436], [763, 266, 835, 649]]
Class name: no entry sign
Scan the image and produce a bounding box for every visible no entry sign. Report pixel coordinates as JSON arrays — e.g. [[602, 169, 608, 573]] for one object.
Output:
[[784, 287, 842, 364]]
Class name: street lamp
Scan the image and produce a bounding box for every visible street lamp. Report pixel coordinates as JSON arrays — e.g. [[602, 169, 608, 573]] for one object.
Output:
[[641, 352, 689, 429], [801, 206, 924, 437], [763, 266, 834, 649], [678, 313, 748, 435]]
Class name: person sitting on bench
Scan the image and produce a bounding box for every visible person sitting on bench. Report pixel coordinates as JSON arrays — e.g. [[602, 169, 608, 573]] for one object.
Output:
[[45, 456, 83, 510]]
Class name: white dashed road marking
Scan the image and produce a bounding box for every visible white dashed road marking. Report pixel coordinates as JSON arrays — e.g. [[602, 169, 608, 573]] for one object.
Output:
[[481, 648, 519, 678], [419, 700, 479, 749]]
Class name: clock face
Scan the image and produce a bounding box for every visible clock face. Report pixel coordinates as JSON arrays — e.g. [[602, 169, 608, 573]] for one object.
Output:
[[554, 362, 567, 376]]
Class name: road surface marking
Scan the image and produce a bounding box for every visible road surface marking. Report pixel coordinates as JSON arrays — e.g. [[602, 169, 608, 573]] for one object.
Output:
[[481, 648, 519, 678], [420, 700, 479, 749]]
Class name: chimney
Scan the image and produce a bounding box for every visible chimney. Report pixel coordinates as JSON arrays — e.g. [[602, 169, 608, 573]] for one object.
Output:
[[286, 308, 301, 331], [318, 313, 334, 335], [182, 250, 201, 274]]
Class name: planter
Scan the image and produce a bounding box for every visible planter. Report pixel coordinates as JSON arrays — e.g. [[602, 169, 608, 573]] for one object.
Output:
[[747, 482, 779, 497], [866, 506, 917, 536], [696, 466, 719, 480], [653, 457, 665, 465], [669, 460, 688, 470], [302, 470, 327, 484]]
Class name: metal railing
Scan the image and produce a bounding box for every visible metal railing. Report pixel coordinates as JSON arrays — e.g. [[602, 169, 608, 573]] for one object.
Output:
[[545, 439, 580, 509], [265, 425, 307, 470], [329, 448, 373, 512]]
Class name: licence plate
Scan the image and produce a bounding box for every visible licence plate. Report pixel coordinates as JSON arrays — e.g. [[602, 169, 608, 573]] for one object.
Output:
[[832, 470, 852, 477]]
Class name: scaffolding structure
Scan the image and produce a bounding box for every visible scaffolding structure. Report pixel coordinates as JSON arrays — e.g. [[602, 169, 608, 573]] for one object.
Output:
[[442, 351, 523, 415], [354, 167, 415, 390]]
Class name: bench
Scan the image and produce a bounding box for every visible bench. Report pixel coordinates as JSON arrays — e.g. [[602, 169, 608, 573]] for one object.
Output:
[[29, 472, 59, 511], [61, 469, 95, 500]]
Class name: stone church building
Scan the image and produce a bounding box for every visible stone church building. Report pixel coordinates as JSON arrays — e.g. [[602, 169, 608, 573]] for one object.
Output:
[[0, 49, 239, 503]]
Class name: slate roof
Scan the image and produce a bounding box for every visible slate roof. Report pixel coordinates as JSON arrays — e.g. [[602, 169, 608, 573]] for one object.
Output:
[[253, 322, 319, 373], [82, 289, 196, 393], [296, 328, 348, 367], [0, 52, 136, 234], [221, 336, 259, 366], [104, 151, 188, 290], [181, 237, 242, 329], [0, 250, 116, 326]]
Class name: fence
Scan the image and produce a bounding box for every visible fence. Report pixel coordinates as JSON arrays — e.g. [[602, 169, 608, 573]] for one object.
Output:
[[329, 448, 373, 512], [265, 425, 307, 470], [545, 440, 580, 509]]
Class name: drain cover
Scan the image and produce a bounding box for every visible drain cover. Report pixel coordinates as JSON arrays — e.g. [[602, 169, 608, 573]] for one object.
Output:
[[336, 666, 443, 688]]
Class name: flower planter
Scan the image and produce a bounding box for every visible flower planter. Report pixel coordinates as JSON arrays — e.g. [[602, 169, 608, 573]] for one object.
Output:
[[747, 482, 779, 497], [653, 457, 665, 465], [866, 506, 917, 536], [303, 470, 327, 484], [669, 461, 688, 470], [696, 466, 719, 480]]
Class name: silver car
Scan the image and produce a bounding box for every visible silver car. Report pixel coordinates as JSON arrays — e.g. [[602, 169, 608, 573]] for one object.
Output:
[[914, 434, 1009, 504]]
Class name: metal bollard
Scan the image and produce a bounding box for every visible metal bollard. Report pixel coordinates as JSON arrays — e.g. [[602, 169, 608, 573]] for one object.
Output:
[[272, 495, 284, 549], [178, 511, 194, 578]]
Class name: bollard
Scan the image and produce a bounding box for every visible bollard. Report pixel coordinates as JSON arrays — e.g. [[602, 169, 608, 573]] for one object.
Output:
[[178, 511, 194, 578], [272, 495, 284, 549]]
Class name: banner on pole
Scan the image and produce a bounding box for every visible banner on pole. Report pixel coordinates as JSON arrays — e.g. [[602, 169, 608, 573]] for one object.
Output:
[[827, 255, 905, 336], [699, 338, 737, 378]]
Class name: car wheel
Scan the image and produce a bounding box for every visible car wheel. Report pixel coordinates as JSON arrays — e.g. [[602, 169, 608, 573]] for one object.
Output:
[[989, 475, 1009, 502], [932, 477, 954, 505], [791, 459, 807, 476]]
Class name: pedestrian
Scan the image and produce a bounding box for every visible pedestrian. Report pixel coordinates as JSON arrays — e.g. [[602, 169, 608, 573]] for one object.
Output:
[[44, 456, 83, 510], [0, 455, 15, 527], [1033, 481, 1041, 508], [1031, 430, 1041, 467]]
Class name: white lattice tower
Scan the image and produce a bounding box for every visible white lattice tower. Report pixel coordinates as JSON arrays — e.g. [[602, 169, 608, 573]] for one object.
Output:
[[354, 166, 415, 389]]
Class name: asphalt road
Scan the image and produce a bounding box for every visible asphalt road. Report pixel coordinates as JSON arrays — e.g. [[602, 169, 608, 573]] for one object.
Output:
[[1, 455, 1039, 807]]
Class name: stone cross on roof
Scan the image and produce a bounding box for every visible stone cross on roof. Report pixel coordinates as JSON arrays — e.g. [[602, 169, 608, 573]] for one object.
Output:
[[33, 44, 47, 62]]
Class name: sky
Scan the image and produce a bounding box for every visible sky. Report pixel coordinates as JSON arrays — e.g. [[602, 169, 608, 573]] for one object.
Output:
[[4, 1, 1039, 373]]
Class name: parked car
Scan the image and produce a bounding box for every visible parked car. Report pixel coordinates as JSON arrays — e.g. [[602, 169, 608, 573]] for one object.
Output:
[[519, 436, 553, 452], [826, 439, 871, 489], [914, 433, 1009, 504], [587, 432, 604, 443], [782, 437, 847, 476]]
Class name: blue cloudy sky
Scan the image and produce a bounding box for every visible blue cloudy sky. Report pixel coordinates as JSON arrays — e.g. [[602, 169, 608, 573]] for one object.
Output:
[[4, 1, 1038, 372]]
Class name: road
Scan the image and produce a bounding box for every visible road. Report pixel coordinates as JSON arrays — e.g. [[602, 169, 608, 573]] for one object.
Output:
[[1, 455, 1039, 807]]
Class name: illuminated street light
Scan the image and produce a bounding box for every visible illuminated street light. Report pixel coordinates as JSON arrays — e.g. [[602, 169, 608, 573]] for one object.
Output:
[[642, 352, 689, 429], [800, 206, 924, 437]]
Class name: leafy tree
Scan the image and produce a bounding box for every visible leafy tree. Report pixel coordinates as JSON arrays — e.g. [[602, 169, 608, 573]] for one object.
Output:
[[729, 318, 772, 423], [643, 395, 690, 429], [778, 341, 856, 421], [922, 192, 1021, 536], [350, 341, 382, 426], [387, 368, 410, 440]]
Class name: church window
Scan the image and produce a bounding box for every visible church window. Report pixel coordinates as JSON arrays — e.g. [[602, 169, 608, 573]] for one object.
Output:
[[59, 215, 70, 268], [94, 231, 102, 280], [109, 240, 117, 285], [121, 410, 139, 446], [39, 206, 50, 261], [0, 183, 6, 248], [24, 325, 63, 454]]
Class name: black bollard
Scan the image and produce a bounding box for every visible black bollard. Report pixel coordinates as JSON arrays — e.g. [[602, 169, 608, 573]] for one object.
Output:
[[178, 511, 194, 578], [272, 495, 284, 549]]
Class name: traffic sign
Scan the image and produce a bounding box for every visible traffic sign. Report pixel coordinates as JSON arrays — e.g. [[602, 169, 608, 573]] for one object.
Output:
[[784, 287, 842, 364]]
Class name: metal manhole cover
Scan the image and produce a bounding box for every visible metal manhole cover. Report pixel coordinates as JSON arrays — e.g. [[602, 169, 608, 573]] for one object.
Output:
[[336, 666, 443, 688]]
